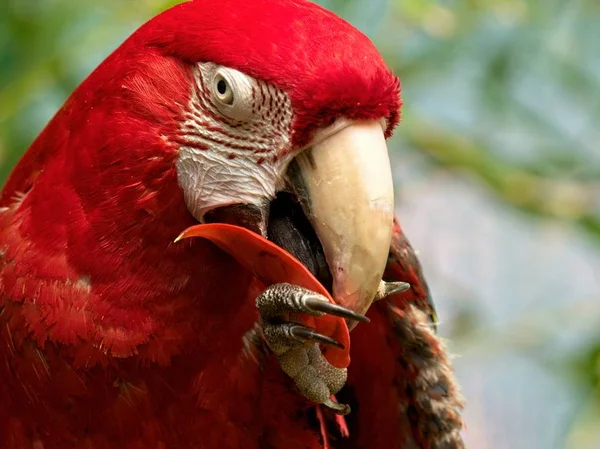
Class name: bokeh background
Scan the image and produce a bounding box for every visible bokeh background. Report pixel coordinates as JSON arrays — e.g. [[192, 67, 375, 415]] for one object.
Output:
[[1, 1, 599, 447]]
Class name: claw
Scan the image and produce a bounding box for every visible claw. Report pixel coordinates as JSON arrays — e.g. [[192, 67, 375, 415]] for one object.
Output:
[[256, 284, 351, 410], [324, 398, 351, 416], [375, 280, 411, 301], [290, 325, 345, 349], [304, 296, 370, 323]]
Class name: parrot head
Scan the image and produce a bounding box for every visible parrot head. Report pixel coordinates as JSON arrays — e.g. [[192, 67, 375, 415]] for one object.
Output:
[[157, 0, 402, 316], [3, 0, 402, 318]]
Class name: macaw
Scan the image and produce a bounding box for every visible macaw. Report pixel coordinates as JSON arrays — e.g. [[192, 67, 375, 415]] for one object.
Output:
[[0, 0, 464, 448]]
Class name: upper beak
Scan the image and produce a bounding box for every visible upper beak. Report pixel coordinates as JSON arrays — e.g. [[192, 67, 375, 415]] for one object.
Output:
[[287, 120, 395, 326]]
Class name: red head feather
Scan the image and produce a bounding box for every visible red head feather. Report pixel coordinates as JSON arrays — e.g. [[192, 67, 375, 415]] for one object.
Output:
[[144, 0, 402, 146], [2, 0, 401, 217]]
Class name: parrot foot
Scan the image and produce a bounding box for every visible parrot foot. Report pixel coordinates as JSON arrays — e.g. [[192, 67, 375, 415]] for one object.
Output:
[[256, 283, 367, 415]]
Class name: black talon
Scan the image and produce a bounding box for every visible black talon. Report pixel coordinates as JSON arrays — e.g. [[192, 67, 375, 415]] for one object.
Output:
[[384, 281, 411, 296], [290, 325, 345, 349], [324, 399, 351, 415], [375, 281, 411, 301], [304, 296, 370, 323]]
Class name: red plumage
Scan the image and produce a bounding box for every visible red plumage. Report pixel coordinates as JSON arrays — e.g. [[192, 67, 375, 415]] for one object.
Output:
[[0, 1, 462, 448]]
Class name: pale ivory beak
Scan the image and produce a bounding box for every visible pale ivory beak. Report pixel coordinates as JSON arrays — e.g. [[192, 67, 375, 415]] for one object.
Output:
[[288, 120, 395, 328]]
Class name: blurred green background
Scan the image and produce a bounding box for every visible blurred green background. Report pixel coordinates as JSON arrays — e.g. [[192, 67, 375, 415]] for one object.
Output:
[[1, 1, 599, 447]]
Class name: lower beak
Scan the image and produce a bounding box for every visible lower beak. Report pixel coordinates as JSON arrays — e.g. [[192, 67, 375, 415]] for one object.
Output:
[[287, 120, 395, 325]]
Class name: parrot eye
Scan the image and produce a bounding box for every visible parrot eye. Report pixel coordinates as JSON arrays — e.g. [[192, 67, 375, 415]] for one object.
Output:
[[214, 74, 234, 105], [211, 67, 254, 121]]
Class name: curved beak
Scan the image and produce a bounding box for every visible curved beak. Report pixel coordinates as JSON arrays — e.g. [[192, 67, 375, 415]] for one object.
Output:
[[288, 120, 395, 327]]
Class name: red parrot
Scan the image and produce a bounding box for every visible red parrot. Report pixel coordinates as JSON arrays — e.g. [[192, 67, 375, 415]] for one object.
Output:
[[0, 1, 464, 448]]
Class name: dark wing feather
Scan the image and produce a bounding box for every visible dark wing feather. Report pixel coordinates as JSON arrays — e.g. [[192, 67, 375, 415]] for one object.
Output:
[[338, 218, 465, 449]]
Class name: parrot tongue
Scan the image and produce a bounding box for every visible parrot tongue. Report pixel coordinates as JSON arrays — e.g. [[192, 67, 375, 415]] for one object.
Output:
[[267, 192, 333, 293], [204, 193, 334, 294]]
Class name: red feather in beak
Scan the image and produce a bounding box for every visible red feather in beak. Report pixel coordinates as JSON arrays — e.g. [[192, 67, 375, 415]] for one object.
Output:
[[176, 223, 350, 369]]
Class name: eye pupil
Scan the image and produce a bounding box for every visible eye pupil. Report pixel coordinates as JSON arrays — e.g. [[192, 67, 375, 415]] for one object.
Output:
[[217, 79, 228, 95], [212, 70, 241, 111]]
